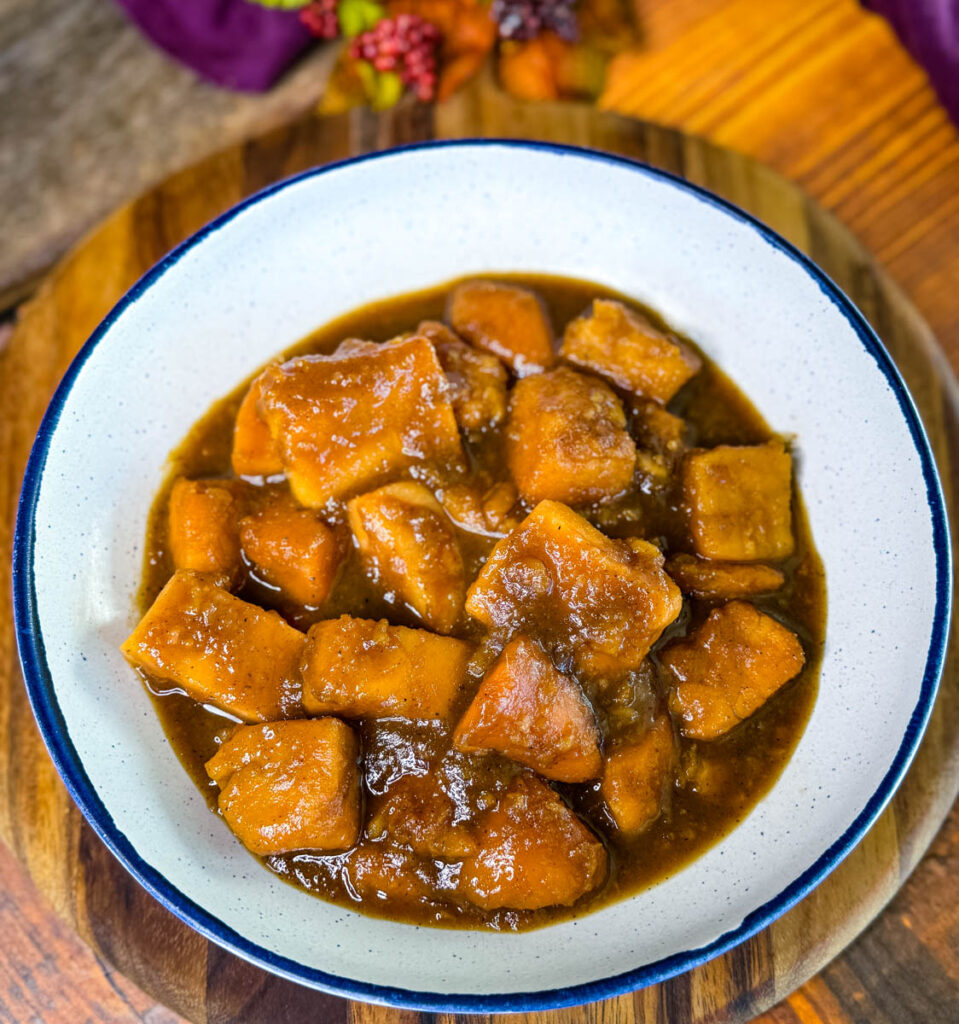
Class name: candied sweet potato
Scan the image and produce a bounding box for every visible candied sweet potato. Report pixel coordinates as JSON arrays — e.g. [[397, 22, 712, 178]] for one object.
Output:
[[461, 774, 607, 910], [343, 844, 437, 906], [167, 477, 244, 584], [347, 481, 465, 633], [205, 718, 359, 855], [683, 441, 794, 561], [561, 299, 700, 403], [438, 481, 522, 538], [453, 635, 601, 782], [256, 337, 464, 508], [366, 773, 477, 858], [631, 399, 687, 457], [505, 367, 636, 505], [301, 616, 472, 721], [121, 570, 305, 721], [601, 716, 675, 835], [666, 553, 784, 600], [419, 320, 508, 432], [448, 280, 555, 375], [662, 600, 805, 740], [232, 374, 284, 477], [239, 498, 340, 607], [679, 747, 735, 799], [466, 501, 682, 678]]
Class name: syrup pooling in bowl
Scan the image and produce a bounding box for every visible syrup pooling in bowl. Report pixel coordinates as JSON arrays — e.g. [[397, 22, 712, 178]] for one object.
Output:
[[125, 274, 825, 931]]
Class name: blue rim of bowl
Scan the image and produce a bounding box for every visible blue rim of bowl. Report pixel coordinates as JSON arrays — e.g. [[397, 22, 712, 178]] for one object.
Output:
[[12, 138, 953, 1013]]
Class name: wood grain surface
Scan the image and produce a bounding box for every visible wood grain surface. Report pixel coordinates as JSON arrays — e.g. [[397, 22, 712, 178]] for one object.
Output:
[[2, 76, 958, 1023], [0, 830, 180, 1024], [0, 0, 337, 308]]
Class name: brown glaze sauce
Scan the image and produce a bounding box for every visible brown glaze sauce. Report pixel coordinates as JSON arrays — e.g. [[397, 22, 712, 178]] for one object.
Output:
[[136, 274, 826, 931]]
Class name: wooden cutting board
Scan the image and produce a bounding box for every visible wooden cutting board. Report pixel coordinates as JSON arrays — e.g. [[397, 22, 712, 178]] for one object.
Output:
[[1, 80, 957, 1024]]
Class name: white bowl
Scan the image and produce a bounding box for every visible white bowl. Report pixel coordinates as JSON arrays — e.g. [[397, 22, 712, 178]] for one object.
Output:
[[13, 141, 951, 1012]]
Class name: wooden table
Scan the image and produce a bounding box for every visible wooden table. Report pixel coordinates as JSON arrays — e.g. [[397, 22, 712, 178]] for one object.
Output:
[[1, 1, 958, 1022]]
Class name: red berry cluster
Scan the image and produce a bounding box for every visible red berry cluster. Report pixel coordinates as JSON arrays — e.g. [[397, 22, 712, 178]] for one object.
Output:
[[299, 0, 340, 40], [349, 14, 442, 101]]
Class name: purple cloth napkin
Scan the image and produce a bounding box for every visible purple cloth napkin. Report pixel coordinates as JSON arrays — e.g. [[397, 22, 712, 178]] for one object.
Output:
[[114, 0, 312, 92], [864, 0, 959, 123]]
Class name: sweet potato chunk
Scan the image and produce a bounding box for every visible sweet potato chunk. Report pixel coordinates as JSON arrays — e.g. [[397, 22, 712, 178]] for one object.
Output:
[[461, 775, 607, 910], [240, 498, 340, 607], [343, 844, 437, 906], [561, 299, 700, 403], [466, 501, 682, 678], [666, 553, 784, 600], [439, 481, 522, 538], [167, 478, 244, 584], [301, 616, 472, 721], [366, 773, 477, 858], [601, 717, 675, 835], [505, 367, 636, 505], [683, 441, 794, 561], [347, 482, 465, 633], [453, 636, 601, 782], [662, 600, 805, 740], [448, 280, 554, 375], [232, 375, 284, 477], [257, 337, 464, 507], [205, 719, 359, 855], [121, 570, 305, 721], [631, 399, 687, 457], [419, 320, 508, 432]]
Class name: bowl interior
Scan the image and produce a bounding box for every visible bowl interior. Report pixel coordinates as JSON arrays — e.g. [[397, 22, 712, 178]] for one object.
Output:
[[15, 142, 949, 1011]]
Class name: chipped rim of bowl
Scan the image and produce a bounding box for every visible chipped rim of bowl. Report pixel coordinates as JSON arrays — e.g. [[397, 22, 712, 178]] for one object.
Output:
[[11, 139, 953, 1013]]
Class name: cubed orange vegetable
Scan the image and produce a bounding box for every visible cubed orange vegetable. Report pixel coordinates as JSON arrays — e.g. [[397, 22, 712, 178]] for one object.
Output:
[[561, 299, 700, 403], [342, 844, 436, 906], [257, 337, 464, 507], [448, 280, 555, 375], [301, 616, 472, 721], [600, 716, 675, 835], [631, 399, 687, 457], [121, 570, 306, 721], [679, 748, 735, 798], [167, 477, 245, 584], [666, 553, 784, 600], [662, 600, 806, 740], [461, 774, 607, 910], [232, 374, 284, 477], [366, 773, 477, 858], [239, 497, 340, 607], [347, 481, 465, 633], [419, 320, 508, 432], [205, 718, 359, 855], [505, 367, 636, 505], [438, 481, 522, 538], [683, 441, 795, 561], [466, 501, 682, 678], [453, 635, 601, 782]]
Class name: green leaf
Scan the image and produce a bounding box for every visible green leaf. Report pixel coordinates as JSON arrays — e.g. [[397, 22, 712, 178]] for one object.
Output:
[[337, 0, 386, 37], [243, 0, 312, 8]]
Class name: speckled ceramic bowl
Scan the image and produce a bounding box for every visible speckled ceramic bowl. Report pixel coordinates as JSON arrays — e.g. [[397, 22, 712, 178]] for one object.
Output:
[[13, 141, 951, 1012]]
